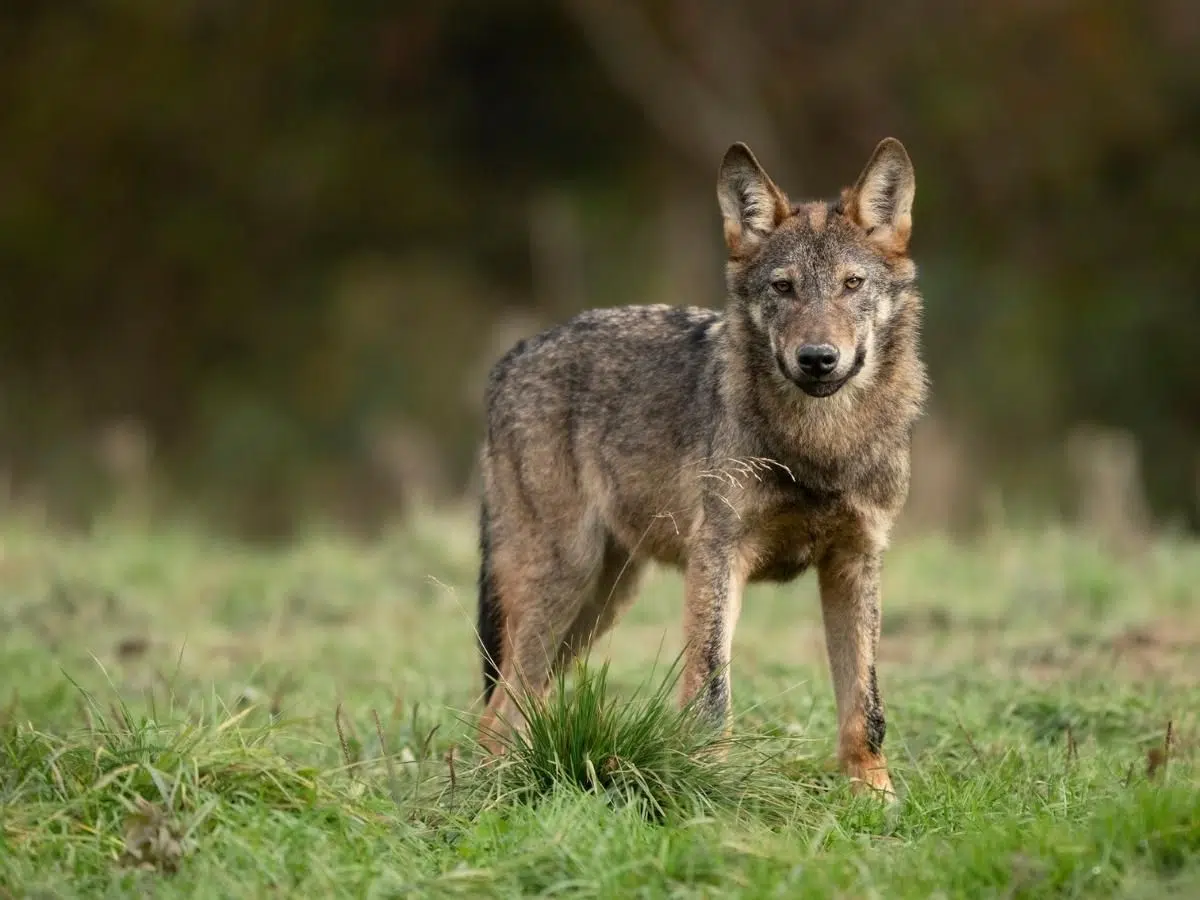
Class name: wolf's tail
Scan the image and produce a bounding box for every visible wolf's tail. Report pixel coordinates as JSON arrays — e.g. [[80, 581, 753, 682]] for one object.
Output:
[[478, 500, 504, 702]]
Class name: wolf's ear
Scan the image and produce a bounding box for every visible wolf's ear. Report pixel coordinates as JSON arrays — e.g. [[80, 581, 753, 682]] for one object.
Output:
[[847, 138, 915, 254], [717, 143, 790, 255]]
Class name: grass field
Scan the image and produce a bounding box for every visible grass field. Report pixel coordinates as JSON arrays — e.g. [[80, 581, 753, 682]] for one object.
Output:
[[1, 511, 1198, 897]]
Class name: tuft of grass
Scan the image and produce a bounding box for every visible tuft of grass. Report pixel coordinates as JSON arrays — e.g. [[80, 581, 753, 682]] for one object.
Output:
[[474, 660, 797, 823]]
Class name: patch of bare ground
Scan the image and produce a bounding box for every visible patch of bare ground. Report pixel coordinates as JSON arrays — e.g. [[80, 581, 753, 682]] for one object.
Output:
[[1010, 618, 1200, 684], [1104, 618, 1200, 680]]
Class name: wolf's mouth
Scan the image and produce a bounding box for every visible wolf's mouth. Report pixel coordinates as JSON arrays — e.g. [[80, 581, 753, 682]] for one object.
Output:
[[778, 344, 867, 398], [797, 376, 850, 398]]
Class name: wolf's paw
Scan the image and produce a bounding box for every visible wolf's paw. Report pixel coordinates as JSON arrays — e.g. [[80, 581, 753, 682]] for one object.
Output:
[[846, 759, 896, 803]]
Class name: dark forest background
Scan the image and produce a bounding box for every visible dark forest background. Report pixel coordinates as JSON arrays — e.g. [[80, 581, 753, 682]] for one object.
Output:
[[1, 0, 1197, 540]]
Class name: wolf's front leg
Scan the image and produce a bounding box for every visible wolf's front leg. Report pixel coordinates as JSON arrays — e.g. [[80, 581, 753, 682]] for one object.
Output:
[[818, 546, 895, 798], [680, 542, 747, 730]]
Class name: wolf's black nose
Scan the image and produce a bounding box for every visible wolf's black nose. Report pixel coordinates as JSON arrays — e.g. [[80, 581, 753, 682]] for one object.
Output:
[[797, 344, 839, 378]]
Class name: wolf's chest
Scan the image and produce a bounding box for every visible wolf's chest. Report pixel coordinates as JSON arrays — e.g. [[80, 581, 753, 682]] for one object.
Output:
[[748, 539, 814, 583], [739, 501, 829, 584]]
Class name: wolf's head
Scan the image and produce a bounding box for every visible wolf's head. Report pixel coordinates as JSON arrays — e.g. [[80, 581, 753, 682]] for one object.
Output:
[[718, 139, 917, 399]]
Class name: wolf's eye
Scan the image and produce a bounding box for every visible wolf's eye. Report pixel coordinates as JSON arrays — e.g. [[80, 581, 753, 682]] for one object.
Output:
[[771, 279, 794, 295], [843, 275, 864, 291]]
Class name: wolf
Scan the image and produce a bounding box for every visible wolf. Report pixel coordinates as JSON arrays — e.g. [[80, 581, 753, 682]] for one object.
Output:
[[475, 137, 927, 796]]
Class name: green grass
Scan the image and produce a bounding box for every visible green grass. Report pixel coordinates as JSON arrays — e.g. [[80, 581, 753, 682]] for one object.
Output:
[[1, 510, 1198, 897]]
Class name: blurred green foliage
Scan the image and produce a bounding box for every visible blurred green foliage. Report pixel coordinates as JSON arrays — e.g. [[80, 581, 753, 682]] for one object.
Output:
[[0, 0, 1196, 536]]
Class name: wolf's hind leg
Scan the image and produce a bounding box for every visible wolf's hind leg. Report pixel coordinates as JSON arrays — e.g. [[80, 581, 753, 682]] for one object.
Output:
[[553, 536, 644, 673], [477, 520, 606, 751]]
